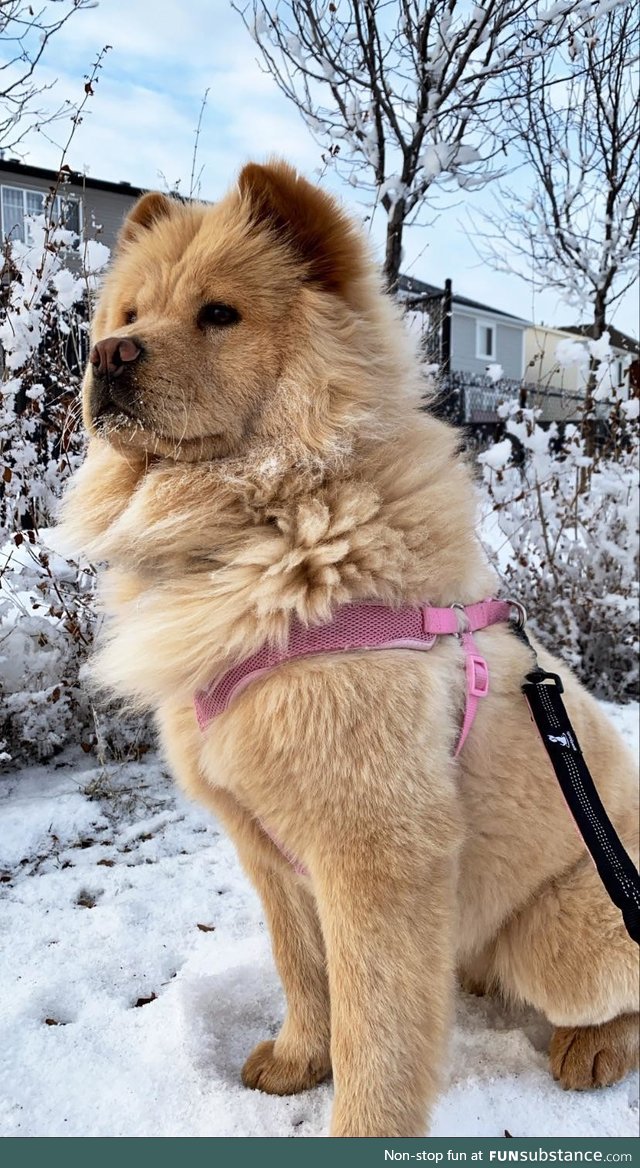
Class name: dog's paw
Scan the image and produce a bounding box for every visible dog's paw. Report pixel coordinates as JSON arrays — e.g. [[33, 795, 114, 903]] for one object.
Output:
[[550, 1014, 640, 1090], [241, 1038, 331, 1096]]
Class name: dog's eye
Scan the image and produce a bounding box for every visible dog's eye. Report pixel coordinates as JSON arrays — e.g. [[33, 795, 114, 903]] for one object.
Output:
[[197, 302, 241, 329], [124, 309, 137, 325]]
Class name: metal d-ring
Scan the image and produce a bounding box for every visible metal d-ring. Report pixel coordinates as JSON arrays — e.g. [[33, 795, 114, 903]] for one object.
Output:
[[450, 602, 470, 636], [508, 599, 527, 630]]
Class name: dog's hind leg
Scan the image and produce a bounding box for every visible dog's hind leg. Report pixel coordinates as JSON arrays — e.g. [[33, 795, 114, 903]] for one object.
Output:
[[492, 828, 640, 1090]]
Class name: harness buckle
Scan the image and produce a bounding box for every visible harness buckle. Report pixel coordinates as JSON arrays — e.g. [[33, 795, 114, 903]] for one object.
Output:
[[467, 653, 490, 698]]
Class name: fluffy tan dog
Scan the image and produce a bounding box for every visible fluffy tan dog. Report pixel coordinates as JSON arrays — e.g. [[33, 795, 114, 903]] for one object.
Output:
[[59, 162, 639, 1137]]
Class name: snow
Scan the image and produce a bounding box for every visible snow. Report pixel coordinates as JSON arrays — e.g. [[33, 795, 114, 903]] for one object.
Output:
[[485, 363, 504, 384], [1, 704, 638, 1138], [622, 398, 639, 421], [555, 338, 590, 369], [478, 438, 512, 471], [588, 331, 612, 363], [83, 239, 110, 274], [51, 268, 84, 312], [420, 142, 482, 180]]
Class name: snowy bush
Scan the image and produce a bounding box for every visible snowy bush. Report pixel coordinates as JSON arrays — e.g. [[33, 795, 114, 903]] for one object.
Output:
[[0, 199, 149, 765], [479, 349, 639, 701]]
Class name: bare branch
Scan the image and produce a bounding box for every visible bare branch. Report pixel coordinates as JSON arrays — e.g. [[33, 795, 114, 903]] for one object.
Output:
[[471, 4, 639, 337], [189, 87, 210, 199], [0, 0, 98, 151]]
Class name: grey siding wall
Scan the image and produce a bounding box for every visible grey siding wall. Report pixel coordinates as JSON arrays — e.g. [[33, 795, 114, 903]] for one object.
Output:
[[451, 313, 479, 373], [494, 321, 524, 379], [0, 170, 138, 250], [77, 185, 138, 246], [451, 309, 524, 379]]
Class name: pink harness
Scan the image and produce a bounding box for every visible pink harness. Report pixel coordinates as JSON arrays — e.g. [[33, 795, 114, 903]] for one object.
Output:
[[194, 598, 514, 877], [195, 597, 513, 753]]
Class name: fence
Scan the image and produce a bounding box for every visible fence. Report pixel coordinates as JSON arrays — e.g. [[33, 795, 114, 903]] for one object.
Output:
[[427, 371, 613, 452]]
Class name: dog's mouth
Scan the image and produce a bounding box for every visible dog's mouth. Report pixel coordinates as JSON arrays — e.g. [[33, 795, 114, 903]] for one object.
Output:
[[88, 364, 142, 421], [94, 399, 141, 428], [93, 402, 229, 463], [92, 400, 147, 447], [87, 371, 232, 462]]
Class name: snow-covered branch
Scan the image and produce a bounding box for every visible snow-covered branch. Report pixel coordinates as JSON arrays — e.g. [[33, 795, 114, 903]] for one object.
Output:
[[471, 5, 639, 331], [234, 0, 631, 289]]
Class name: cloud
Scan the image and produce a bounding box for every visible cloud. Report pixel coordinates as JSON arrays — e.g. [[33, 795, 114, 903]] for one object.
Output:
[[14, 1, 321, 195]]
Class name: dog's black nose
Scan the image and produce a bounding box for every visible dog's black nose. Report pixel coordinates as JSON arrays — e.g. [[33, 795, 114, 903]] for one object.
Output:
[[90, 336, 143, 377]]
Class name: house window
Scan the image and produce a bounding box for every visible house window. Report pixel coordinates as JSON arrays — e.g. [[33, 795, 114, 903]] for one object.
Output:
[[1, 184, 81, 245], [1, 186, 25, 241], [476, 320, 496, 360]]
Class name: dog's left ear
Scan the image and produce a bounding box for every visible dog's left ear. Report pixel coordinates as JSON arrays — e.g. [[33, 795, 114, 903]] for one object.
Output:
[[119, 192, 176, 248], [238, 161, 365, 298]]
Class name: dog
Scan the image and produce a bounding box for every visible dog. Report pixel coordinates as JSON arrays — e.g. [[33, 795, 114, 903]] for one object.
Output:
[[59, 161, 639, 1137]]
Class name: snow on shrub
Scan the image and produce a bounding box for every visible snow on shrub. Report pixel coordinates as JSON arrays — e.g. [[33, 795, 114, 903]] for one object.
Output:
[[0, 203, 148, 765], [479, 345, 639, 700]]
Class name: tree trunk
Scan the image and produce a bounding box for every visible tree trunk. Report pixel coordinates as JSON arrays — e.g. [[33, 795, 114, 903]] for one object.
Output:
[[383, 199, 406, 294], [582, 291, 607, 463]]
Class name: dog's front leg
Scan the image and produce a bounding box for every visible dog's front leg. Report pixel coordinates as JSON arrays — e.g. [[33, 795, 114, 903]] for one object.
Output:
[[310, 802, 460, 1137], [239, 863, 332, 1094], [170, 771, 332, 1094]]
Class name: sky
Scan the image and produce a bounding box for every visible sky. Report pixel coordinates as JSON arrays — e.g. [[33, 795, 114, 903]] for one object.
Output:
[[4, 0, 638, 337]]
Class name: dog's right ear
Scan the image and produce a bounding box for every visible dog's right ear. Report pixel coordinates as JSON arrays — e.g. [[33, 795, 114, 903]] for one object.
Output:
[[238, 161, 366, 300], [118, 192, 175, 247]]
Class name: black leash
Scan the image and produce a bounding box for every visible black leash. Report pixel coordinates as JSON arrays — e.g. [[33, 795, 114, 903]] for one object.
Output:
[[511, 622, 640, 946]]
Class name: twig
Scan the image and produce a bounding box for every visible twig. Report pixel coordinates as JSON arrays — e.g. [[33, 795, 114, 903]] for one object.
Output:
[[189, 87, 210, 200]]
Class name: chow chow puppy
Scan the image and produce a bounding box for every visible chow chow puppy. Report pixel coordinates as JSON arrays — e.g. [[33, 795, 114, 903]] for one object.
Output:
[[58, 161, 639, 1137]]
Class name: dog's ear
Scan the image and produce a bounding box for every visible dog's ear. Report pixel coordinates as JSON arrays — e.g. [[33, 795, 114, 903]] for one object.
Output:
[[238, 161, 365, 298], [119, 192, 175, 247]]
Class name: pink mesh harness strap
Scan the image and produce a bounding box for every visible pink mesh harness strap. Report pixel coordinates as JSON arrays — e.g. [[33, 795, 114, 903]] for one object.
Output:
[[194, 598, 513, 878], [194, 598, 512, 755]]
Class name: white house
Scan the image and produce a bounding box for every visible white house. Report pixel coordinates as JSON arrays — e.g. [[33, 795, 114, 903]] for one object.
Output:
[[524, 323, 639, 421]]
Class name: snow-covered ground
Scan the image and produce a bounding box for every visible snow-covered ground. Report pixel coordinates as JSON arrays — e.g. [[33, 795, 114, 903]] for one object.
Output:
[[1, 703, 638, 1138]]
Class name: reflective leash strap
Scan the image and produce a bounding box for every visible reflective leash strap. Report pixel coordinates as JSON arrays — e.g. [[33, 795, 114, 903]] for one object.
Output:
[[513, 628, 640, 946]]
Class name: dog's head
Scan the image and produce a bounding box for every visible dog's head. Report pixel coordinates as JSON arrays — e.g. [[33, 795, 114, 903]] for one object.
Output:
[[84, 161, 372, 463]]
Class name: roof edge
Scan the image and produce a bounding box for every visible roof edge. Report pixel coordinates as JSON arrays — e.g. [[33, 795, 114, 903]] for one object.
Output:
[[0, 157, 147, 200]]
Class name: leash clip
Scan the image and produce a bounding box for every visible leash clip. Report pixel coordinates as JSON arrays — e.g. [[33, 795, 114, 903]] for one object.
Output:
[[523, 667, 564, 694]]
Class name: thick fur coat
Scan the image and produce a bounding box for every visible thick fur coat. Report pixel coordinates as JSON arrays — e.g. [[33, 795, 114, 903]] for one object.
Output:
[[59, 162, 639, 1137]]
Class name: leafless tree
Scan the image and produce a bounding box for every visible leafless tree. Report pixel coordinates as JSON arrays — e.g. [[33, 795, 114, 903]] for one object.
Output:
[[472, 4, 639, 450], [0, 0, 96, 152], [234, 0, 621, 292], [474, 5, 639, 342]]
